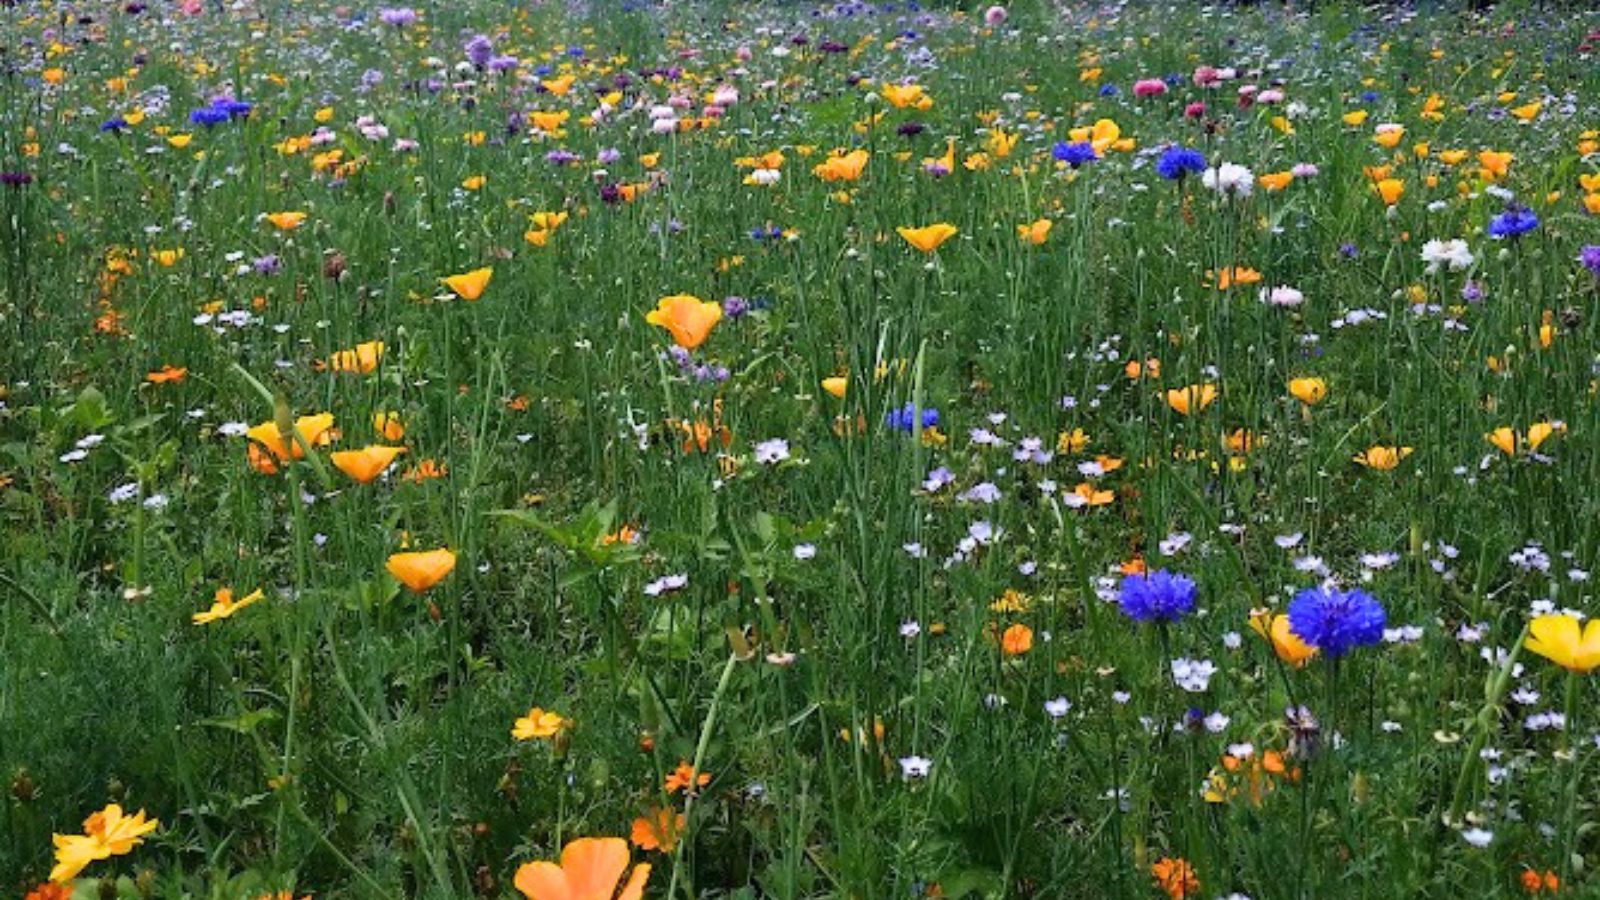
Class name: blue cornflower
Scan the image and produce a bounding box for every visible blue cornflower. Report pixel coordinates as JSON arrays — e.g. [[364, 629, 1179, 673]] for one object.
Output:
[[1098, 83, 1119, 97], [1359, 90, 1381, 104], [1117, 570, 1198, 623], [1155, 145, 1207, 181], [99, 117, 129, 133], [1580, 245, 1600, 278], [750, 224, 783, 241], [1287, 587, 1386, 658], [1488, 206, 1539, 240], [1051, 141, 1099, 168], [886, 403, 939, 433], [189, 106, 230, 128]]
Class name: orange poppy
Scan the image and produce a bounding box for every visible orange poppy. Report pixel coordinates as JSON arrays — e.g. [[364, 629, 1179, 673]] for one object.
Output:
[[386, 548, 457, 593], [330, 445, 406, 483], [645, 295, 723, 350], [441, 267, 493, 301], [513, 837, 650, 900]]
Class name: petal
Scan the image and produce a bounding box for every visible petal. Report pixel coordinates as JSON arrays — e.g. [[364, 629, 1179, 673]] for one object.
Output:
[[561, 837, 631, 900], [514, 862, 573, 900], [616, 863, 652, 900]]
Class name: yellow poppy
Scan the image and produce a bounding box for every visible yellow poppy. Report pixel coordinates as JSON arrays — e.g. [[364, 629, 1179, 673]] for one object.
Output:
[[1353, 445, 1413, 470], [1288, 377, 1327, 406], [1525, 614, 1600, 674], [1166, 384, 1217, 416], [192, 587, 265, 625]]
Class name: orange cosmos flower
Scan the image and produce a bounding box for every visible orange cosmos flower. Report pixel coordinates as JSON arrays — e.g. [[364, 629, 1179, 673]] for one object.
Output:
[[386, 548, 457, 593], [1166, 384, 1217, 416], [192, 587, 265, 625], [1353, 445, 1413, 470], [1150, 857, 1200, 900], [513, 837, 650, 900], [50, 804, 160, 883], [512, 707, 572, 741], [645, 294, 723, 350], [441, 267, 493, 301], [630, 808, 686, 855], [896, 223, 958, 253], [330, 445, 406, 483], [264, 211, 307, 231], [664, 761, 711, 794], [145, 365, 188, 384], [1071, 482, 1115, 507]]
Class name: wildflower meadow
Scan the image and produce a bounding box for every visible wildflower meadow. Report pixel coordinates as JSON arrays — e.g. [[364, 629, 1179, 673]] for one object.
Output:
[[5, 0, 1600, 897]]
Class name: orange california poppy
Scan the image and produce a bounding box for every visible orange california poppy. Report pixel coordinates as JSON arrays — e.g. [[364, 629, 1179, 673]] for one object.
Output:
[[330, 445, 406, 483], [441, 267, 493, 301], [145, 365, 188, 384], [246, 413, 336, 462], [630, 808, 686, 853], [1166, 384, 1217, 416], [513, 837, 650, 900], [386, 548, 457, 593], [645, 295, 723, 350], [896, 223, 958, 254], [327, 340, 385, 374]]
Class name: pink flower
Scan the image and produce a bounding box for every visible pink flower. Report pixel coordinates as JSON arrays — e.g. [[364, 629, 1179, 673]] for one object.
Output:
[[984, 5, 1008, 26], [1237, 84, 1258, 108], [1193, 66, 1222, 88], [1184, 101, 1207, 119], [1134, 78, 1167, 98], [1257, 88, 1285, 104], [736, 46, 752, 62]]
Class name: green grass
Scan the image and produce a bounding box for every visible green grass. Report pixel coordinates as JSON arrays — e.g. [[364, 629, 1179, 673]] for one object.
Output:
[[3, 0, 1600, 897]]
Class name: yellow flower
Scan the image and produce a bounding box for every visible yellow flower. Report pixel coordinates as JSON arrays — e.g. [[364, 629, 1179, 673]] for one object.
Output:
[[1526, 614, 1600, 674], [1249, 610, 1316, 667], [386, 548, 458, 593], [896, 223, 958, 254], [50, 804, 160, 883], [1353, 445, 1413, 470], [167, 133, 193, 149], [512, 707, 571, 741], [1374, 178, 1405, 206], [1288, 377, 1327, 406], [373, 411, 405, 441], [1016, 219, 1052, 245], [1341, 109, 1370, 127], [151, 248, 185, 267], [812, 149, 869, 182], [265, 211, 307, 231], [441, 267, 493, 301], [645, 294, 723, 350], [1510, 101, 1542, 122], [462, 175, 486, 191], [881, 82, 929, 109], [821, 376, 848, 398], [330, 445, 407, 483], [192, 587, 265, 625], [1165, 383, 1217, 416], [246, 413, 336, 462], [326, 339, 384, 374], [1372, 124, 1404, 148]]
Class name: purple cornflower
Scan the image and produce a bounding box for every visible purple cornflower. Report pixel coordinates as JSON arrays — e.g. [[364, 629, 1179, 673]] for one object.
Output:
[[377, 7, 416, 27], [464, 34, 494, 68], [1287, 587, 1386, 658], [1488, 206, 1539, 240], [252, 254, 281, 275], [1155, 145, 1206, 180], [1579, 245, 1600, 278], [1051, 141, 1099, 168], [1117, 570, 1197, 623], [886, 403, 939, 433], [0, 171, 33, 187], [722, 296, 750, 319]]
